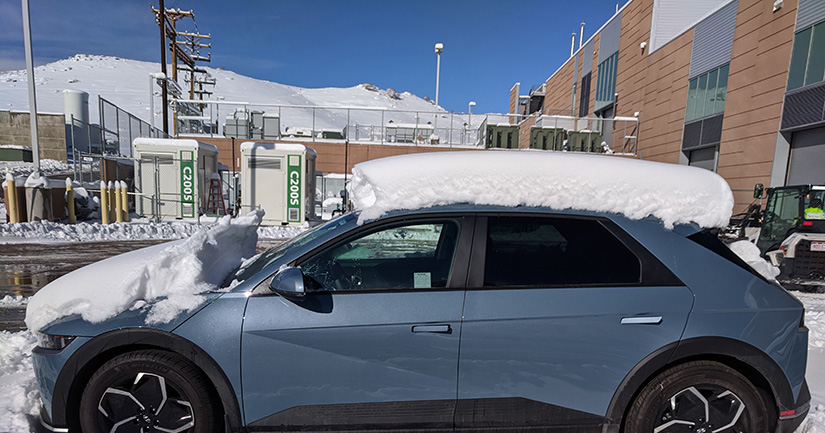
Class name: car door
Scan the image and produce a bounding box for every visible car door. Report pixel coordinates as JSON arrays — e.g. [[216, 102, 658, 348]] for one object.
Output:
[[455, 214, 693, 430], [242, 215, 474, 432]]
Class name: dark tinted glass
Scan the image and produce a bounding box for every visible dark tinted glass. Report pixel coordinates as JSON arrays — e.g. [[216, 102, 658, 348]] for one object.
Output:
[[483, 216, 641, 287]]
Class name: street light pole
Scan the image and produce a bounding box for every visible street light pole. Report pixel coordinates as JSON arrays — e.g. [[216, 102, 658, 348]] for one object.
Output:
[[433, 43, 443, 143], [434, 43, 443, 109], [22, 0, 40, 175]]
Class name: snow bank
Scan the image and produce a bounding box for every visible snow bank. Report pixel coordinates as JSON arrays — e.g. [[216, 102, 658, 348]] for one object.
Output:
[[25, 211, 263, 331], [0, 159, 72, 178], [0, 330, 39, 433], [0, 295, 28, 309], [728, 240, 781, 281], [348, 151, 734, 229], [0, 219, 304, 243]]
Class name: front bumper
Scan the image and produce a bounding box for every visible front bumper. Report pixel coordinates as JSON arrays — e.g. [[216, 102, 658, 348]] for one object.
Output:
[[36, 405, 68, 433], [777, 379, 811, 433]]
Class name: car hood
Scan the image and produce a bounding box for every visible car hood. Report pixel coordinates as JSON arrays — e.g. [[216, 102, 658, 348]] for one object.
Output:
[[26, 240, 202, 335]]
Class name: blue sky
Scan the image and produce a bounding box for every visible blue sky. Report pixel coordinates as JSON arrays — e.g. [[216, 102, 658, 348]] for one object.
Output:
[[1, 0, 623, 114]]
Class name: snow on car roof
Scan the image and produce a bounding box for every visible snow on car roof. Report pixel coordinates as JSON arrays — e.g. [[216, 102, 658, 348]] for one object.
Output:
[[348, 150, 734, 229]]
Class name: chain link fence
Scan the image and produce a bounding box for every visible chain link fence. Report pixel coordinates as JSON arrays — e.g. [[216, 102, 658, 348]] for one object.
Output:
[[100, 97, 168, 158]]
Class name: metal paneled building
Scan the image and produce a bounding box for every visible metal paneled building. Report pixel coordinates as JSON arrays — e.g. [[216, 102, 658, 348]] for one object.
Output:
[[509, 0, 825, 212]]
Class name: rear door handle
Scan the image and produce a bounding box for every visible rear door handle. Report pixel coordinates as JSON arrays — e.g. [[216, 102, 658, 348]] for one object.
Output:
[[412, 324, 452, 334], [621, 316, 662, 325]]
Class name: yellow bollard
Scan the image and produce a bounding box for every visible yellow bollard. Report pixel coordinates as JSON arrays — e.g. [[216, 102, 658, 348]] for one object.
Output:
[[66, 177, 76, 225], [114, 181, 123, 223], [120, 181, 130, 222], [107, 181, 116, 223], [99, 181, 109, 225], [4, 173, 18, 224]]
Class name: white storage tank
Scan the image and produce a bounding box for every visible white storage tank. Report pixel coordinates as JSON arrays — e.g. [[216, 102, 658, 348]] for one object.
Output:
[[240, 142, 316, 226], [132, 138, 218, 219]]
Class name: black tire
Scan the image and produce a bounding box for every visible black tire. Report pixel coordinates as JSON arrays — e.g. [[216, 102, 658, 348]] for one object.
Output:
[[79, 350, 220, 433], [624, 360, 770, 433]]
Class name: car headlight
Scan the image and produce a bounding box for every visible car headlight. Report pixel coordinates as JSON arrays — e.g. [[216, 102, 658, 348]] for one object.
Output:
[[35, 332, 76, 350]]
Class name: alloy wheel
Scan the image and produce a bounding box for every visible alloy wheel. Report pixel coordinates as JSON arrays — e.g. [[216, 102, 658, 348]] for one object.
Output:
[[96, 372, 195, 433], [654, 386, 747, 433]]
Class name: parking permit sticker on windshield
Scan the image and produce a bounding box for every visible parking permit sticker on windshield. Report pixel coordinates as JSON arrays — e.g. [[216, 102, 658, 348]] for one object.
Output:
[[414, 272, 431, 288]]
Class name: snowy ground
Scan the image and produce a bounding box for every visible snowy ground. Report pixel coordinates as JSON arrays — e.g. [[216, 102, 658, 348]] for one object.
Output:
[[0, 218, 306, 243]]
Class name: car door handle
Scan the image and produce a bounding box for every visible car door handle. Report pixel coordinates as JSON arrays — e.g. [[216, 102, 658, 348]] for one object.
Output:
[[412, 324, 452, 334], [621, 316, 662, 325]]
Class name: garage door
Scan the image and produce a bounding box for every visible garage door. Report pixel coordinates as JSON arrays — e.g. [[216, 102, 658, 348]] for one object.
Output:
[[788, 126, 825, 185]]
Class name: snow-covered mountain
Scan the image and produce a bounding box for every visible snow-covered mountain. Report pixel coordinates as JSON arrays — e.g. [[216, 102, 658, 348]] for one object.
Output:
[[0, 54, 450, 132]]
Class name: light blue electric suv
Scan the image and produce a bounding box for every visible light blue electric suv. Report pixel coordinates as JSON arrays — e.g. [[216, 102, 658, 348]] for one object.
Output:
[[33, 205, 809, 433]]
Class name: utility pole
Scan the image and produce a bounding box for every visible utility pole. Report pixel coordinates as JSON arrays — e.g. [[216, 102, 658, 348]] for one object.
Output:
[[157, 0, 168, 134], [152, 4, 211, 136]]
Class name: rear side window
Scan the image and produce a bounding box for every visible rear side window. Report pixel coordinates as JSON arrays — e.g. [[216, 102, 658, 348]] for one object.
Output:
[[688, 230, 771, 283], [483, 216, 641, 287]]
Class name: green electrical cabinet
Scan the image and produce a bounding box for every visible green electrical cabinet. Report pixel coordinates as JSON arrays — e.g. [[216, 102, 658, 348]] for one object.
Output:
[[529, 127, 566, 151], [485, 124, 519, 149], [0, 146, 33, 162], [567, 131, 604, 153]]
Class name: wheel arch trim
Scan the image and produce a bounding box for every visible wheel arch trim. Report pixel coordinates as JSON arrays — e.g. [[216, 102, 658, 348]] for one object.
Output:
[[605, 336, 794, 424], [50, 327, 242, 433]]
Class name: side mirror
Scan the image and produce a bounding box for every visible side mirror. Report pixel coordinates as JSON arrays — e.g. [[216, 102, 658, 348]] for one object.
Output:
[[753, 183, 764, 199], [269, 267, 305, 298]]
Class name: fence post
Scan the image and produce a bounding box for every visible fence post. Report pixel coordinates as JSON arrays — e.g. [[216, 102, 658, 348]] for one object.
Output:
[[154, 156, 161, 222]]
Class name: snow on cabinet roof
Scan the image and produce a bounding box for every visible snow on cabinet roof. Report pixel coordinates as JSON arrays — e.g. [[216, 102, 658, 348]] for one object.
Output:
[[133, 137, 218, 153], [348, 150, 734, 229], [240, 141, 316, 155]]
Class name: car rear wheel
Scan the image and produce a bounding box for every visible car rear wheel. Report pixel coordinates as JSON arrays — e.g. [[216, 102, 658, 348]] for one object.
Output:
[[624, 360, 770, 433], [79, 350, 219, 433]]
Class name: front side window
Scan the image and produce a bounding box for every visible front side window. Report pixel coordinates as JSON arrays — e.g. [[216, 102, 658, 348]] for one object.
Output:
[[300, 220, 460, 291], [483, 216, 640, 287]]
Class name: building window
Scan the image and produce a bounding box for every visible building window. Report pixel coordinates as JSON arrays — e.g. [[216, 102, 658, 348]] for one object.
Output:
[[579, 73, 591, 117], [595, 52, 618, 111], [686, 64, 729, 122], [788, 21, 825, 91]]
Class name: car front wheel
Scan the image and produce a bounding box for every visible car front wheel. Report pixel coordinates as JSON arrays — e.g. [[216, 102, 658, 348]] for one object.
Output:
[[624, 360, 770, 433], [79, 350, 219, 433]]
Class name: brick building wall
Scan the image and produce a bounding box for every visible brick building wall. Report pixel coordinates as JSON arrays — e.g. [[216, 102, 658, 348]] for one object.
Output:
[[514, 0, 799, 213], [0, 111, 67, 161], [717, 0, 797, 207]]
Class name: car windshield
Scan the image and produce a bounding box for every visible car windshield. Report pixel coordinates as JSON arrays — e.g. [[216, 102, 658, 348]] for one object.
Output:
[[224, 213, 355, 287]]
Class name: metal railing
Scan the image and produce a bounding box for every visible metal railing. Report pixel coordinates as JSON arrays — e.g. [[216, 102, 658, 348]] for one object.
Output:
[[172, 100, 640, 155], [174, 100, 515, 148]]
